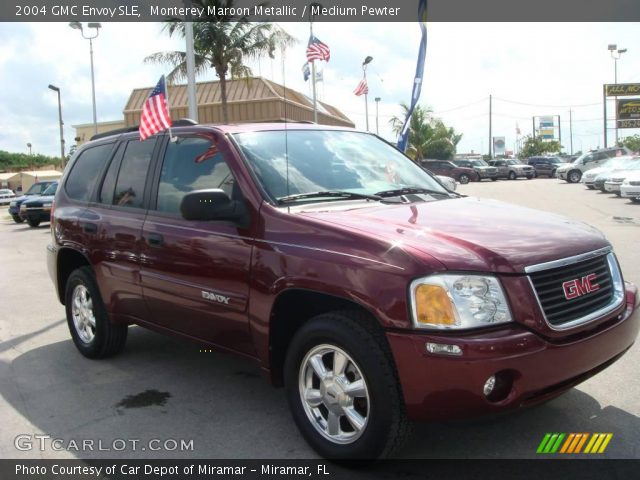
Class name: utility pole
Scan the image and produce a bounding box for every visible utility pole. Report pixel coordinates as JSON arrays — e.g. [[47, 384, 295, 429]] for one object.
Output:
[[488, 94, 492, 158], [532, 116, 536, 140], [569, 109, 573, 155], [557, 115, 561, 150], [184, 0, 198, 121]]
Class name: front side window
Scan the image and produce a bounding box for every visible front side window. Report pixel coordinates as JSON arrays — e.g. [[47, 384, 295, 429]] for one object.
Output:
[[233, 130, 447, 202], [156, 135, 235, 214], [113, 140, 156, 208], [66, 143, 114, 202]]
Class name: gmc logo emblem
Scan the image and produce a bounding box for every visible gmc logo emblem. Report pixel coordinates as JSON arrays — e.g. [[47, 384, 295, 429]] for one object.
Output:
[[562, 274, 600, 300]]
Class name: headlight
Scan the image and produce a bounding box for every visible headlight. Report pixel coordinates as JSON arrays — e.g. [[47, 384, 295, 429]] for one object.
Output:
[[410, 274, 513, 329], [42, 202, 52, 208]]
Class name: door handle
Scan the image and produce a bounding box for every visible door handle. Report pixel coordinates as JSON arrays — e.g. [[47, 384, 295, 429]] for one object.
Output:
[[82, 222, 97, 234], [147, 233, 164, 247]]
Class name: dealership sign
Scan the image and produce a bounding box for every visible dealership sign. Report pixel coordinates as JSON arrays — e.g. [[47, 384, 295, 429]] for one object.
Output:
[[617, 99, 640, 119], [618, 119, 640, 128], [605, 83, 640, 97]]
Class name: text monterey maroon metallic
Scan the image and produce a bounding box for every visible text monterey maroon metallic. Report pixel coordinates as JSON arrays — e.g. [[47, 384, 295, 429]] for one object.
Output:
[[47, 123, 639, 459]]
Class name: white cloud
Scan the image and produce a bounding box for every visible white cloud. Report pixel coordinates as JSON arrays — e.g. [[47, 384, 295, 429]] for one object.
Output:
[[0, 21, 637, 157]]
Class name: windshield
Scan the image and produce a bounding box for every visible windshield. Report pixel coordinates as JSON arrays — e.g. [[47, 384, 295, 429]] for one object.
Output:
[[548, 157, 563, 164], [27, 182, 50, 194], [470, 160, 489, 167], [42, 183, 58, 195], [233, 130, 448, 203], [506, 160, 522, 165]]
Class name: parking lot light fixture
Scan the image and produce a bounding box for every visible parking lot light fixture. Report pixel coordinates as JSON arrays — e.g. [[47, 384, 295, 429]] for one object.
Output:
[[70, 22, 101, 136], [362, 56, 373, 131], [609, 44, 627, 143], [48, 84, 66, 168]]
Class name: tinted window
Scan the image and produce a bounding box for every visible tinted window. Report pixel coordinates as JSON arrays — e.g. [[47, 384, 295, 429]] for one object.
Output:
[[66, 144, 113, 201], [113, 140, 155, 208], [27, 182, 52, 194], [99, 143, 125, 204], [156, 136, 235, 214]]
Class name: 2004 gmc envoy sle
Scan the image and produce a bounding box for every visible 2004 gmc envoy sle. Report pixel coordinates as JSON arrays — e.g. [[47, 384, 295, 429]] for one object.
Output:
[[47, 123, 639, 459]]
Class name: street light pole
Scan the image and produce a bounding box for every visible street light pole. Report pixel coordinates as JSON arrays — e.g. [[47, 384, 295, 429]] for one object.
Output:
[[362, 56, 373, 131], [608, 44, 627, 145], [374, 97, 381, 135], [70, 22, 101, 136], [48, 85, 65, 168]]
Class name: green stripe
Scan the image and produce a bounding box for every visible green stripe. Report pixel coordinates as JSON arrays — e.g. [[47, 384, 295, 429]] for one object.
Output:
[[543, 434, 559, 453], [537, 433, 552, 453], [550, 433, 566, 453]]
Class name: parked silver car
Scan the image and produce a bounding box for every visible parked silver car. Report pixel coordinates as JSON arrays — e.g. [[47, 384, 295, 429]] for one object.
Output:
[[489, 159, 535, 180]]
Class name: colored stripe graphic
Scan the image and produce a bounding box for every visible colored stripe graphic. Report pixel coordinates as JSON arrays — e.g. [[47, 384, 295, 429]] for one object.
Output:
[[538, 433, 613, 454]]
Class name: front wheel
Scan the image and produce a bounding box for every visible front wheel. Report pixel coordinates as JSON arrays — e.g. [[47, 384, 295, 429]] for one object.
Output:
[[458, 174, 470, 184], [508, 171, 517, 180], [65, 267, 128, 358], [11, 214, 24, 224], [284, 311, 410, 459], [567, 170, 582, 183], [491, 177, 498, 182], [26, 218, 40, 228]]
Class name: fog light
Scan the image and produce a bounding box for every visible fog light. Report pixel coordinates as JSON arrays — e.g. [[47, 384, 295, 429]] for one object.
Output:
[[425, 342, 463, 356], [483, 375, 496, 397]]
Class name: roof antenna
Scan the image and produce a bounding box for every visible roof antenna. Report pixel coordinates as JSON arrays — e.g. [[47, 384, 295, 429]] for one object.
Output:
[[281, 43, 290, 213]]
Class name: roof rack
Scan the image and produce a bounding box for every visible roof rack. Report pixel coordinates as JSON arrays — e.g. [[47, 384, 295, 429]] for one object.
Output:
[[89, 118, 198, 141]]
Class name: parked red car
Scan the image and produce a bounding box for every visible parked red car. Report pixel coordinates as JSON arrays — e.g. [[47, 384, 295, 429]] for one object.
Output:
[[420, 159, 478, 184], [48, 123, 639, 459]]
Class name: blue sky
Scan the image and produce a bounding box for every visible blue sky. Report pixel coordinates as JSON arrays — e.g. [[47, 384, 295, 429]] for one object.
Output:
[[0, 22, 638, 158]]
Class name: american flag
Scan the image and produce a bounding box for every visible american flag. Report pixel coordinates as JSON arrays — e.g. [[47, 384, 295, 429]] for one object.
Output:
[[353, 79, 368, 96], [140, 75, 172, 141], [306, 35, 330, 63]]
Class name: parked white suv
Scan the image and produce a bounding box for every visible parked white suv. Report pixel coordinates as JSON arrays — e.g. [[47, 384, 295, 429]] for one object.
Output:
[[620, 171, 640, 202], [581, 156, 639, 189], [557, 147, 630, 183]]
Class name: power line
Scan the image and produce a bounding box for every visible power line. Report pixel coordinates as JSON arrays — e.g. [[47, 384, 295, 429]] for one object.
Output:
[[493, 96, 601, 109]]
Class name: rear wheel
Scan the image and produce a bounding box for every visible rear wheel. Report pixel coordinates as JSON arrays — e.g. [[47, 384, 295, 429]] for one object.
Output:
[[284, 311, 410, 459], [586, 185, 595, 190], [65, 267, 128, 358], [11, 214, 23, 223], [567, 170, 582, 183], [26, 218, 40, 228], [508, 171, 517, 180], [458, 174, 470, 184], [491, 177, 498, 181]]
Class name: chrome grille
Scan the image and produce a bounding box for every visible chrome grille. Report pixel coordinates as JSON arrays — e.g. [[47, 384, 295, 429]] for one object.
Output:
[[526, 249, 624, 329]]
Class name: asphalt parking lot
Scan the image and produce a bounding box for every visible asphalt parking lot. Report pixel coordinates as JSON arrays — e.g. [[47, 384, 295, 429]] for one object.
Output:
[[1, 178, 639, 460]]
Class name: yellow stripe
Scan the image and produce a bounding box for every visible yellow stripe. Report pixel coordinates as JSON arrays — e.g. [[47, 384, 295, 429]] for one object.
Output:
[[584, 434, 598, 453], [598, 434, 613, 453], [591, 434, 606, 453], [574, 434, 588, 453], [560, 434, 575, 453], [567, 434, 581, 453]]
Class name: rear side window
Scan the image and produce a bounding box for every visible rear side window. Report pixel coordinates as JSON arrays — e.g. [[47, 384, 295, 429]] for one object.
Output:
[[66, 143, 113, 202], [98, 143, 125, 204], [113, 140, 156, 208], [155, 135, 235, 214]]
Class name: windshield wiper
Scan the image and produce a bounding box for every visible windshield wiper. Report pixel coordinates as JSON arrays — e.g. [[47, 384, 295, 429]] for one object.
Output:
[[374, 187, 452, 198], [277, 190, 398, 205]]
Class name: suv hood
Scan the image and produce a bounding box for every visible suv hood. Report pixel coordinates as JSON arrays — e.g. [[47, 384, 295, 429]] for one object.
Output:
[[298, 197, 608, 274]]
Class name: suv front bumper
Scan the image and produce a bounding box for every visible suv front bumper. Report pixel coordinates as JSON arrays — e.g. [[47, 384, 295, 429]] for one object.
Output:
[[387, 282, 639, 421]]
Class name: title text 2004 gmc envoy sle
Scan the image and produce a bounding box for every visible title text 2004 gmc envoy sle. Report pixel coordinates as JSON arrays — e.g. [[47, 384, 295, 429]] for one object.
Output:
[[47, 124, 639, 459]]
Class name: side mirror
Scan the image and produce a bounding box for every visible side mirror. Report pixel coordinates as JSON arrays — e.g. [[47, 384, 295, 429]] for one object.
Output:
[[180, 189, 249, 227]]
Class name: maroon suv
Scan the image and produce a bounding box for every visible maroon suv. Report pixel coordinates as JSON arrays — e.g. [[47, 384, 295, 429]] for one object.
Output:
[[47, 123, 639, 459], [420, 159, 478, 184]]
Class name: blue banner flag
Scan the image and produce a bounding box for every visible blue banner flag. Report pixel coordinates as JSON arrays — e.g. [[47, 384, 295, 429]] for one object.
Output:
[[303, 62, 310, 81], [397, 0, 427, 152]]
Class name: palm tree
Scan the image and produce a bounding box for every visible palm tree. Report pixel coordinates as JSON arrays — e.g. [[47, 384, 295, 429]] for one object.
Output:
[[145, 0, 296, 123], [390, 104, 462, 161]]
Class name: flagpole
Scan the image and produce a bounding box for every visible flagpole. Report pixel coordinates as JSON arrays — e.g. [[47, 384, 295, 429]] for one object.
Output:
[[363, 67, 369, 131], [163, 75, 175, 141], [310, 19, 318, 123]]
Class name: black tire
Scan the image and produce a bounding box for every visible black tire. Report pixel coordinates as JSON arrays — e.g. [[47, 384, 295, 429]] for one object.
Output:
[[534, 171, 538, 178], [284, 311, 410, 460], [65, 266, 127, 358], [491, 177, 498, 181], [458, 174, 470, 184], [615, 192, 621, 197], [586, 185, 595, 190], [508, 171, 517, 180], [632, 198, 640, 204], [526, 175, 533, 180], [11, 214, 24, 224], [567, 170, 582, 183], [551, 169, 557, 178], [26, 218, 40, 228]]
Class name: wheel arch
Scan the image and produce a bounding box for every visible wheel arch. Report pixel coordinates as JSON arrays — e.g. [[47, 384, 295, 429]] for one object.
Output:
[[56, 247, 92, 305], [268, 289, 386, 387]]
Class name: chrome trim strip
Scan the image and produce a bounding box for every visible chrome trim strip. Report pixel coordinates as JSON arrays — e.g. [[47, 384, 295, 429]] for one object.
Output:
[[527, 252, 625, 331], [524, 246, 612, 274]]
